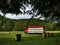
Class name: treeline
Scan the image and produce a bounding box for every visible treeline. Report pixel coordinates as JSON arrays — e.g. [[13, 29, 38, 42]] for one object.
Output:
[[0, 16, 60, 31]]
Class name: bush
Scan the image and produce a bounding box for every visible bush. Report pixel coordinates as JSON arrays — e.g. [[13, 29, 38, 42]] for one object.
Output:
[[45, 22, 56, 31]]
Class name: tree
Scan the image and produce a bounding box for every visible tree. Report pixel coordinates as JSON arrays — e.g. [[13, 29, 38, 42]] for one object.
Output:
[[29, 0, 60, 22], [2, 20, 15, 31], [0, 0, 60, 22], [0, 0, 23, 14]]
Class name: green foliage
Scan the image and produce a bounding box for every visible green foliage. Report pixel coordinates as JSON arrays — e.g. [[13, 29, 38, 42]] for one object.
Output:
[[12, 19, 60, 31], [0, 16, 60, 31], [0, 21, 2, 28], [0, 15, 4, 21], [53, 23, 60, 30], [0, 0, 60, 18], [2, 20, 15, 31], [45, 22, 56, 31]]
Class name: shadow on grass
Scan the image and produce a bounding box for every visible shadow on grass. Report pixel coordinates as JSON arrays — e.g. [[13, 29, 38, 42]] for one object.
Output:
[[53, 33, 60, 45], [54, 33, 60, 37], [0, 33, 60, 45], [0, 38, 16, 45]]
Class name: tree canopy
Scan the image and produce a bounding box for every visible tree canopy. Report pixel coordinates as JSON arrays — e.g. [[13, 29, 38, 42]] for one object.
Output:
[[0, 0, 60, 21]]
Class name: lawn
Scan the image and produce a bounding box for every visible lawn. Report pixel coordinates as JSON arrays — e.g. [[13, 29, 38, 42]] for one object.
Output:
[[0, 31, 60, 45]]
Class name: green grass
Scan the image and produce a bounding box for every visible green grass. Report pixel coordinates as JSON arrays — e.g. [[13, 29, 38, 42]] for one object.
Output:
[[0, 31, 60, 45], [46, 31, 60, 33]]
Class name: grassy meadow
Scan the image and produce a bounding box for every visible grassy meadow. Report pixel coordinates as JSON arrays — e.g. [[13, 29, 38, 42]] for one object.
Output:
[[0, 31, 60, 45]]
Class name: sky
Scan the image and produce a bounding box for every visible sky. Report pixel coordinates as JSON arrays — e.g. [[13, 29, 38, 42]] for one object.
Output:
[[5, 13, 33, 19]]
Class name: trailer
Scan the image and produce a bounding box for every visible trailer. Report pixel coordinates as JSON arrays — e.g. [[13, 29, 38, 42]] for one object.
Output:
[[24, 26, 44, 33]]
